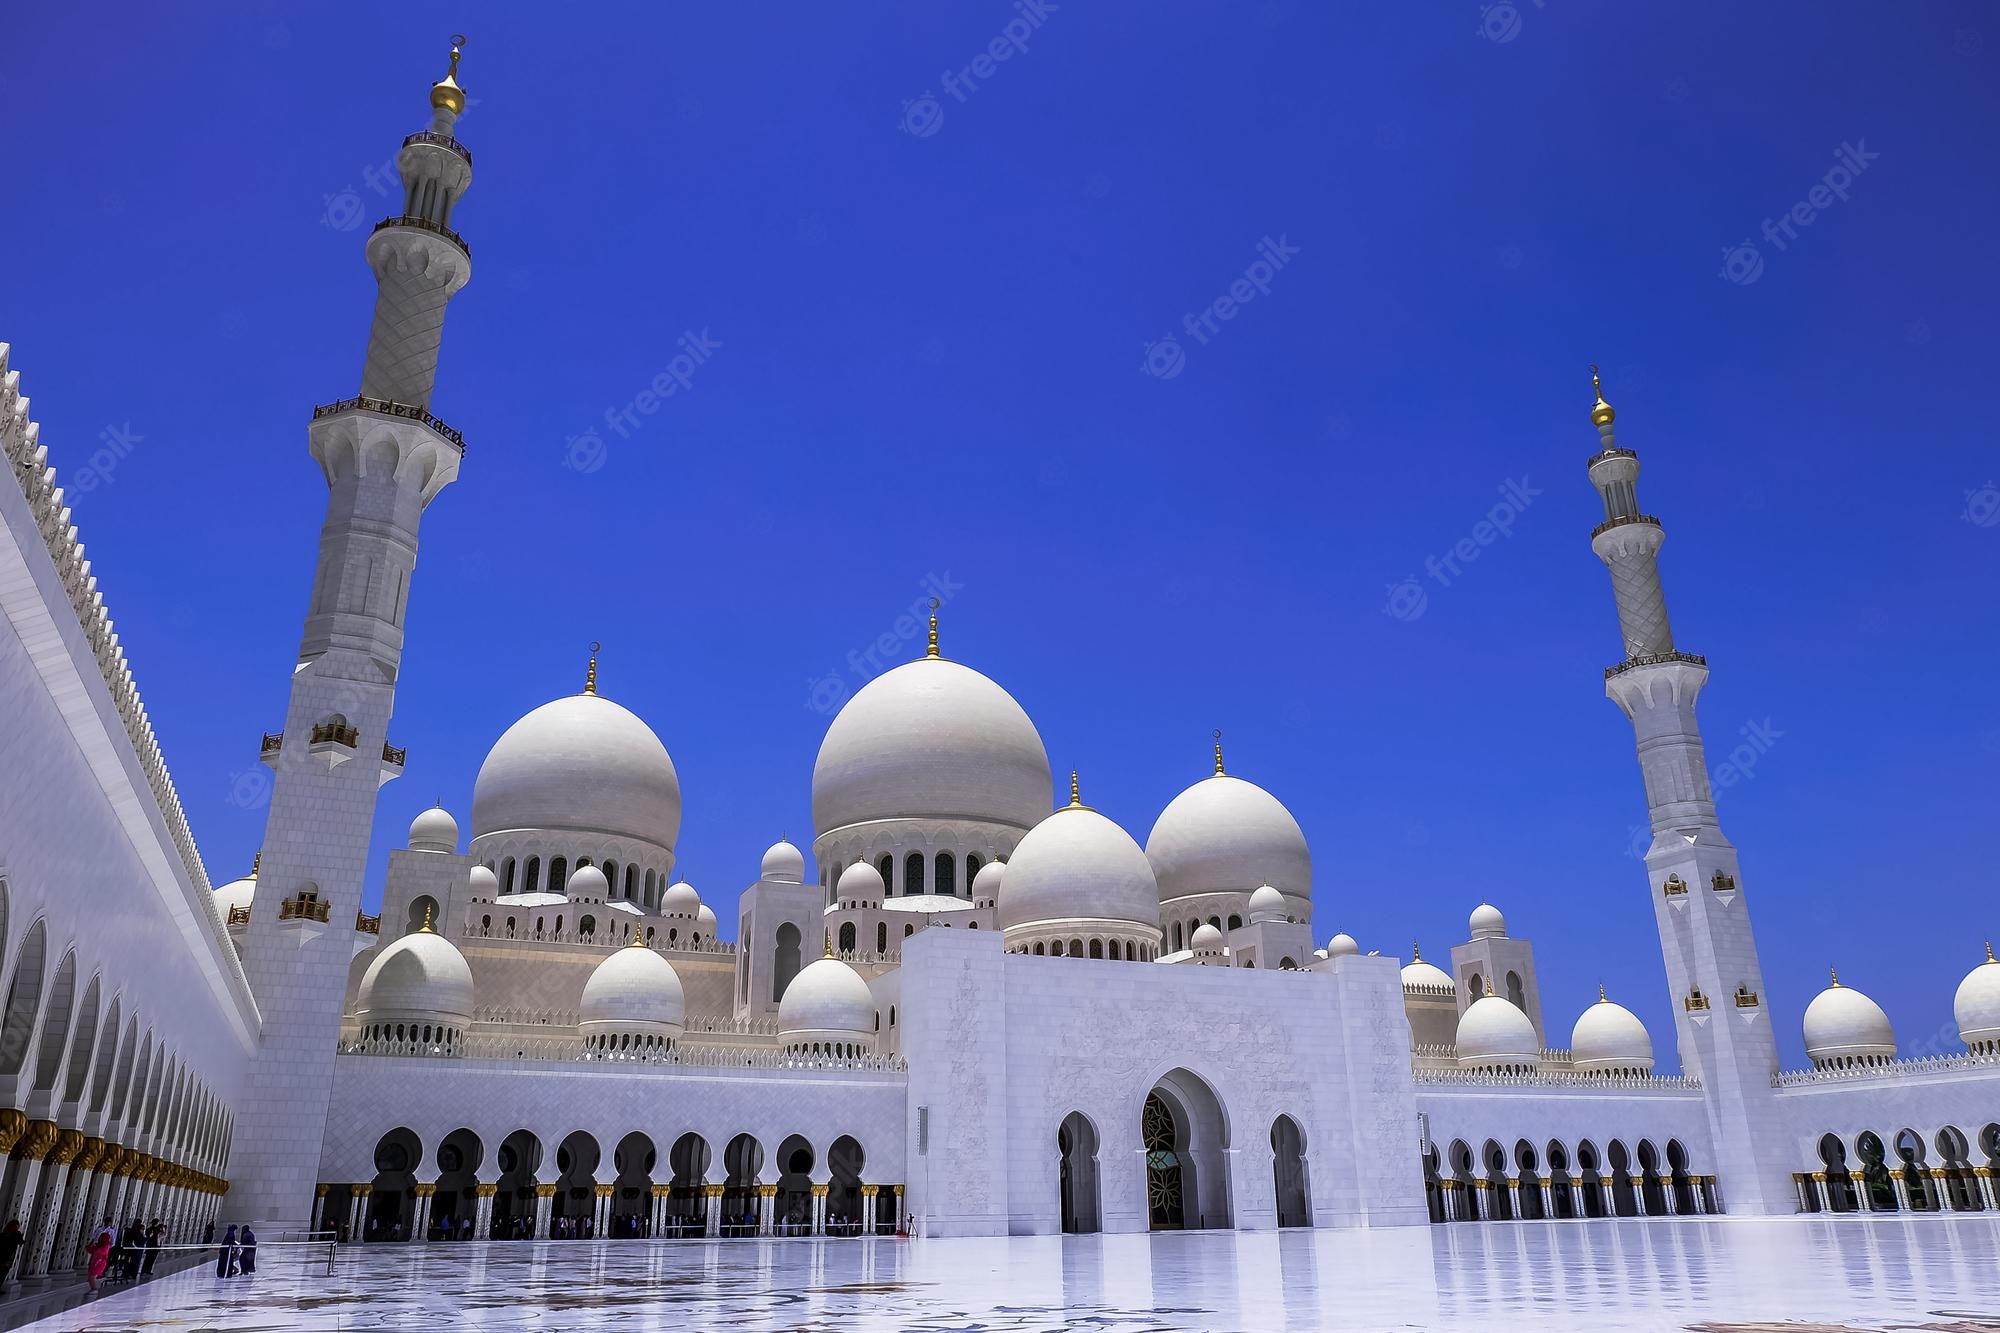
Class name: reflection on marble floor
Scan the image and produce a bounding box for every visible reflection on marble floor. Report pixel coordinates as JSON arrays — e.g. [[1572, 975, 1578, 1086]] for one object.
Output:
[[22, 1216, 2000, 1332]]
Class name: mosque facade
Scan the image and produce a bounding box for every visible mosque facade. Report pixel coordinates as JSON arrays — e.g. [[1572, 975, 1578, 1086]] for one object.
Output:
[[0, 41, 1996, 1279]]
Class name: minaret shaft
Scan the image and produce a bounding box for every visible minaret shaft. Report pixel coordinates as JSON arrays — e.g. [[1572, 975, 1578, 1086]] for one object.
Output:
[[1587, 375, 1795, 1216], [226, 44, 474, 1229]]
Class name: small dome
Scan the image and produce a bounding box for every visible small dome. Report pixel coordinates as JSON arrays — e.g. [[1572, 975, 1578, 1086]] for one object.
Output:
[[812, 657, 1052, 837], [1401, 946, 1452, 990], [1325, 932, 1359, 958], [356, 928, 475, 1025], [761, 838, 805, 883], [213, 867, 258, 920], [566, 864, 610, 901], [580, 943, 686, 1037], [1955, 944, 2000, 1052], [1247, 884, 1288, 924], [660, 881, 702, 918], [694, 904, 718, 936], [837, 861, 886, 905], [971, 859, 1005, 903], [1456, 992, 1540, 1070], [778, 956, 877, 1049], [1803, 970, 1896, 1067], [997, 799, 1160, 940], [1569, 990, 1654, 1074], [408, 805, 460, 853], [1145, 771, 1311, 914], [1190, 922, 1225, 950], [1468, 902, 1507, 939]]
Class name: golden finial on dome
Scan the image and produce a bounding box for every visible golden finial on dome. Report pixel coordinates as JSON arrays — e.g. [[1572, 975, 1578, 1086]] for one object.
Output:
[[250, 851, 261, 878], [419, 902, 435, 934], [431, 34, 468, 115], [628, 929, 647, 948], [1213, 729, 1225, 776], [583, 641, 600, 696], [825, 933, 835, 959], [1829, 965, 1840, 987], [1483, 975, 1495, 998], [1987, 940, 1996, 964], [1411, 941, 1421, 960], [925, 597, 941, 659], [1590, 363, 1616, 428], [1068, 769, 1082, 806], [1599, 981, 1608, 1002]]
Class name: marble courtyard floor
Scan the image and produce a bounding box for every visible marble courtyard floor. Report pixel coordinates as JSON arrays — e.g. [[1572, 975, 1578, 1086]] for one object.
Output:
[[18, 1216, 2000, 1331]]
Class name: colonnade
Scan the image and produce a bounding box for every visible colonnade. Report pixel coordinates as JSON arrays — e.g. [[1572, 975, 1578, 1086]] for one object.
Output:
[[1434, 1172, 1719, 1221], [1795, 1167, 1998, 1213]]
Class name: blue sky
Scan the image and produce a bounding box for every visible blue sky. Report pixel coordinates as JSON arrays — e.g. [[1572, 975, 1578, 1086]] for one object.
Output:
[[5, 2, 1996, 1068]]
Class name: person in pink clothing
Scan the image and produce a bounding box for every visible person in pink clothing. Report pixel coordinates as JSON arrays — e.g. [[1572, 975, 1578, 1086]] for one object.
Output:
[[85, 1218, 115, 1291]]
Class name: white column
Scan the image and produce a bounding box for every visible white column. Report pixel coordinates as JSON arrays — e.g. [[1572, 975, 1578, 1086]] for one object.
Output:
[[892, 1184, 906, 1232], [757, 1185, 774, 1236], [811, 1183, 827, 1236], [533, 1185, 553, 1238], [704, 1185, 721, 1236], [474, 1184, 495, 1239], [348, 1185, 370, 1241], [1978, 1168, 1999, 1212], [54, 1163, 98, 1271], [412, 1183, 435, 1241], [593, 1184, 612, 1238]]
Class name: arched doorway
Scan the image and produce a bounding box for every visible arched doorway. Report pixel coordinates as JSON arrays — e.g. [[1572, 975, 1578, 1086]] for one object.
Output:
[[1576, 1141, 1605, 1218], [613, 1133, 656, 1236], [1142, 1069, 1232, 1230], [553, 1131, 600, 1237], [1547, 1141, 1576, 1218], [1818, 1134, 1860, 1212], [1483, 1141, 1513, 1220], [1448, 1140, 1478, 1220], [1936, 1127, 1982, 1211], [775, 1134, 815, 1235], [1893, 1129, 1937, 1210], [367, 1127, 422, 1240], [1665, 1140, 1697, 1214], [434, 1128, 482, 1238], [772, 924, 801, 1002], [494, 1130, 543, 1238], [723, 1133, 764, 1236], [1514, 1141, 1544, 1220], [1607, 1141, 1638, 1216], [1058, 1111, 1101, 1233], [827, 1135, 865, 1235], [1636, 1141, 1667, 1215], [1271, 1116, 1309, 1227], [1421, 1145, 1445, 1223], [666, 1132, 711, 1236]]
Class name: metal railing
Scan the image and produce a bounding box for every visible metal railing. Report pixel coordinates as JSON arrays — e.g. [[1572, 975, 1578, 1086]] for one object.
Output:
[[371, 213, 471, 257], [1590, 513, 1662, 539], [355, 912, 381, 935], [279, 895, 332, 923], [382, 743, 407, 767], [1588, 447, 1638, 466], [311, 396, 465, 450], [310, 721, 359, 748], [1605, 650, 1707, 680], [402, 130, 472, 167], [260, 731, 284, 756]]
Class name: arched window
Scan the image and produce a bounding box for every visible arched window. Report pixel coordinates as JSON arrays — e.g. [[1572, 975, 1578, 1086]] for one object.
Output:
[[1108, 940, 1122, 960], [550, 858, 568, 895], [500, 859, 515, 894], [625, 865, 638, 901], [603, 860, 618, 895], [904, 924, 915, 938], [1466, 972, 1483, 1003], [579, 915, 596, 940], [1172, 922, 1183, 952], [1088, 939, 1103, 959], [554, 915, 564, 937], [1228, 915, 1242, 931], [877, 923, 888, 953], [644, 869, 656, 907], [936, 853, 956, 896], [524, 857, 541, 894], [481, 914, 491, 932], [966, 854, 982, 888], [839, 923, 856, 953], [773, 924, 802, 1002], [1506, 971, 1526, 1009], [905, 853, 926, 896]]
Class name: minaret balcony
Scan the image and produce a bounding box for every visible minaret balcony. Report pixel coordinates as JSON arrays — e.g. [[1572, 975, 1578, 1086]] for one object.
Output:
[[371, 213, 471, 259], [278, 893, 333, 924], [307, 721, 360, 769], [355, 911, 382, 936], [1590, 513, 1661, 539], [402, 130, 472, 168], [259, 730, 284, 769], [311, 396, 465, 452], [380, 742, 407, 787], [1604, 649, 1707, 681]]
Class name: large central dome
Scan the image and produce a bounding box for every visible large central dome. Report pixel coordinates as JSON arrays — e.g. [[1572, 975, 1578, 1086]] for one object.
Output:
[[472, 691, 682, 849], [812, 657, 1051, 836], [1145, 771, 1312, 908]]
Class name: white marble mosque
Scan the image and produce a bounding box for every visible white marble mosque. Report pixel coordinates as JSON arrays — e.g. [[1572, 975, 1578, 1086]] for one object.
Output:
[[0, 37, 1997, 1314]]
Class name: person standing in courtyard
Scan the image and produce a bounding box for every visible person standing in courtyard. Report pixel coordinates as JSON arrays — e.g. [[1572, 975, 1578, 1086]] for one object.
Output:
[[215, 1225, 237, 1278], [142, 1218, 164, 1276], [86, 1220, 115, 1292], [0, 1219, 23, 1296], [238, 1224, 256, 1276]]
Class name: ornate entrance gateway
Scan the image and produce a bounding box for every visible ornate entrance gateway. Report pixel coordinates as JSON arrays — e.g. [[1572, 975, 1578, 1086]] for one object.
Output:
[[1144, 1092, 1185, 1230]]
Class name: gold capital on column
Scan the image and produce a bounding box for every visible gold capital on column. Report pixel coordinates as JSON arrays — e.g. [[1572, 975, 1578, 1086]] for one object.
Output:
[[0, 1109, 25, 1155], [892, 1184, 904, 1196], [809, 1183, 830, 1198], [651, 1184, 670, 1198], [534, 1183, 557, 1198], [412, 1182, 437, 1198], [703, 1183, 725, 1199], [860, 1184, 879, 1197], [315, 1183, 330, 1197], [355, 1182, 374, 1197], [77, 1137, 106, 1172], [756, 1183, 777, 1199], [50, 1129, 85, 1167], [474, 1183, 498, 1198], [17, 1120, 61, 1162], [593, 1183, 614, 1199]]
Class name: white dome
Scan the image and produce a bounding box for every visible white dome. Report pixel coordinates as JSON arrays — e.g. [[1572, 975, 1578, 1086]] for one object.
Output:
[[1325, 932, 1359, 958], [970, 859, 1005, 903], [1247, 884, 1288, 923], [1456, 993, 1541, 1070], [471, 691, 681, 850], [660, 881, 702, 918], [694, 904, 717, 935], [356, 928, 475, 1024], [580, 943, 686, 1035], [1401, 949, 1452, 989], [778, 956, 877, 1047], [761, 838, 805, 883], [1955, 946, 2000, 1051], [1145, 771, 1312, 913], [1468, 901, 1507, 939], [566, 864, 609, 901], [837, 861, 886, 905], [1569, 991, 1654, 1073], [812, 657, 1051, 836], [1190, 922, 1225, 950], [408, 805, 459, 853], [997, 801, 1161, 938], [213, 869, 257, 919], [1803, 972, 1896, 1067]]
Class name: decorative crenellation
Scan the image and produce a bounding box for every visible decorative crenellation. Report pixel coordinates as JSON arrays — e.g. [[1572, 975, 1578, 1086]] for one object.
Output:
[[1411, 1067, 1701, 1091], [340, 1031, 905, 1071], [1, 344, 220, 917], [1772, 1049, 2000, 1088]]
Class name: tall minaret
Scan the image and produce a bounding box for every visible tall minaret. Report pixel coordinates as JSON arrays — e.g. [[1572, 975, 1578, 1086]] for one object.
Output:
[[1585, 369, 1794, 1215], [227, 40, 476, 1227]]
